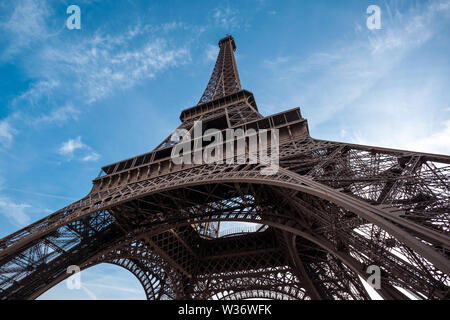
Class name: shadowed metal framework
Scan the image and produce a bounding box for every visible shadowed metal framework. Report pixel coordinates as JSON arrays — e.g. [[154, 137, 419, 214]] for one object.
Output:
[[0, 35, 449, 300]]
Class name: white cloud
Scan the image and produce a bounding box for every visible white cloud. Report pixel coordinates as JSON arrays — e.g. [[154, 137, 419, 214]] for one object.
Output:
[[399, 120, 450, 155], [349, 118, 450, 155], [261, 0, 450, 156], [0, 3, 192, 171], [1, 3, 192, 140], [0, 3, 200, 174], [3, 188, 77, 201], [33, 104, 80, 125], [84, 282, 143, 294], [213, 6, 240, 30], [40, 35, 189, 104], [205, 43, 219, 62], [0, 176, 31, 227], [0, 196, 31, 227], [58, 136, 101, 162], [82, 152, 100, 162], [0, 0, 53, 59], [367, 1, 442, 55], [263, 0, 450, 118], [0, 103, 79, 150], [161, 21, 186, 32], [81, 286, 98, 300], [58, 136, 85, 157], [0, 119, 17, 147], [12, 80, 60, 107]]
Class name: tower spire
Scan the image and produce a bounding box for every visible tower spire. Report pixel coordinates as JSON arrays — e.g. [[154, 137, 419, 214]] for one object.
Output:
[[197, 35, 242, 104]]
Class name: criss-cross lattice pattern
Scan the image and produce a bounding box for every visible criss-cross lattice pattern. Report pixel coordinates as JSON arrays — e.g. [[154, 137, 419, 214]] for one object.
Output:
[[197, 36, 241, 105]]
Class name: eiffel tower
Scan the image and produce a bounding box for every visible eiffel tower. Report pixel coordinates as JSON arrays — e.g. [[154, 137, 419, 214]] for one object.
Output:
[[0, 35, 449, 300]]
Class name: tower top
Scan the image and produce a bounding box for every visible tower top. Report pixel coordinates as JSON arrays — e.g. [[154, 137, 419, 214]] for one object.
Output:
[[196, 35, 242, 105], [219, 35, 236, 51]]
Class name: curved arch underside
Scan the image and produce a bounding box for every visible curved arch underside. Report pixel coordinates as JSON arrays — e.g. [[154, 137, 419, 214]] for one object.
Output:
[[0, 139, 449, 300]]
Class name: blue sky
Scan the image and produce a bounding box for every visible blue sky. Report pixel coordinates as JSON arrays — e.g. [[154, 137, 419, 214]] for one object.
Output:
[[0, 0, 449, 299]]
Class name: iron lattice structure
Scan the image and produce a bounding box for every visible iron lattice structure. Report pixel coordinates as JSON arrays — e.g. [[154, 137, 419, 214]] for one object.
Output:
[[0, 35, 449, 300]]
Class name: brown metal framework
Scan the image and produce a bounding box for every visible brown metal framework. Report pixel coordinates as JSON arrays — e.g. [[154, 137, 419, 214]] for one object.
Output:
[[0, 35, 449, 300]]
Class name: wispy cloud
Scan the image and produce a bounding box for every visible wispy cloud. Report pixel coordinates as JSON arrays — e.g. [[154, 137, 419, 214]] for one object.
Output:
[[4, 188, 77, 201], [84, 282, 144, 294], [40, 36, 190, 103], [261, 0, 450, 155], [58, 136, 101, 162], [0, 196, 31, 227], [0, 0, 54, 59], [58, 136, 85, 157], [82, 152, 100, 162], [347, 106, 450, 155], [367, 1, 447, 55], [33, 104, 80, 125], [12, 80, 60, 108], [0, 3, 192, 150], [81, 285, 98, 300], [213, 6, 240, 30], [205, 43, 219, 62], [0, 119, 17, 148]]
